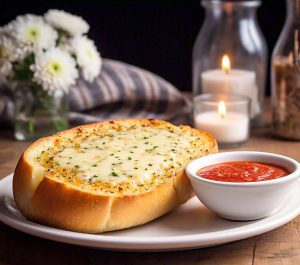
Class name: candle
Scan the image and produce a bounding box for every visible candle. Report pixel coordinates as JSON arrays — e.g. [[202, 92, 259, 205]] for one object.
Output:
[[194, 96, 250, 146], [201, 55, 259, 118]]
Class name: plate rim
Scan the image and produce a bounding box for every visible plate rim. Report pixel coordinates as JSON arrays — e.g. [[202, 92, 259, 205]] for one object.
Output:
[[1, 174, 300, 250]]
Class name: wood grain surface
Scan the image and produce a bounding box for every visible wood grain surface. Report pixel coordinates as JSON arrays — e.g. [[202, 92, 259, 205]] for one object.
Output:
[[0, 116, 300, 265]]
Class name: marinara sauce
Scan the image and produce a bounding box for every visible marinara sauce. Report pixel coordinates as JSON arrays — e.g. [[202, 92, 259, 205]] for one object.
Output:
[[196, 161, 289, 182]]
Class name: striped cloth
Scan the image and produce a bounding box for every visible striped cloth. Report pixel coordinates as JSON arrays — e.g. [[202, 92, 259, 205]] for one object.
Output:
[[0, 59, 192, 127]]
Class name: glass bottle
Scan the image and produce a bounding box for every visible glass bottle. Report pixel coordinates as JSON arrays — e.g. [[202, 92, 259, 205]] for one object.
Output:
[[272, 0, 300, 140], [193, 0, 268, 126]]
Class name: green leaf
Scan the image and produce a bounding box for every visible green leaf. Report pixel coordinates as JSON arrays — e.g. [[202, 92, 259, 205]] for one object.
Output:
[[12, 53, 35, 82], [28, 118, 34, 135], [51, 119, 68, 131], [56, 28, 69, 46]]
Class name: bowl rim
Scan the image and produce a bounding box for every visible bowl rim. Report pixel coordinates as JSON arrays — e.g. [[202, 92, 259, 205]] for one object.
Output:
[[186, 151, 300, 187]]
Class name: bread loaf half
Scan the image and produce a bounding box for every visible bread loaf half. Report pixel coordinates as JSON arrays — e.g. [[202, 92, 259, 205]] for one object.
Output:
[[13, 119, 217, 233]]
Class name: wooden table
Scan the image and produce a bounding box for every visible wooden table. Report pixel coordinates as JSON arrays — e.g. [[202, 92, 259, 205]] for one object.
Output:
[[0, 118, 300, 264]]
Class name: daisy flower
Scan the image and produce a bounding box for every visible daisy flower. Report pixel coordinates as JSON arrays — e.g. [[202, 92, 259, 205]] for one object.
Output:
[[0, 35, 18, 81], [70, 35, 102, 82], [44, 10, 89, 36], [11, 14, 57, 54], [31, 48, 78, 92], [0, 22, 14, 35]]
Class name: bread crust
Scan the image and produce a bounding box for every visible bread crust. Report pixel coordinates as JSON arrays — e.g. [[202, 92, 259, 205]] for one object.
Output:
[[13, 119, 217, 233]]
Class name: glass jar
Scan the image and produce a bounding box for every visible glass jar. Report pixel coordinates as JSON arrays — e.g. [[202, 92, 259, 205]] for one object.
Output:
[[272, 0, 300, 140], [193, 0, 268, 126], [14, 82, 69, 141]]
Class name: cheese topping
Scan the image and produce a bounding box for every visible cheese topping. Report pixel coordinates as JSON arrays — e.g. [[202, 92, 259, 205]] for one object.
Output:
[[36, 123, 208, 195]]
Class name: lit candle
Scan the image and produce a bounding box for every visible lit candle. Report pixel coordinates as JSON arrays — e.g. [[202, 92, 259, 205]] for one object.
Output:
[[201, 55, 259, 118], [194, 99, 249, 145]]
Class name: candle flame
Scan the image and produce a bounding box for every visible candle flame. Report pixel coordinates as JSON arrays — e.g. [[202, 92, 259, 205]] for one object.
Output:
[[222, 54, 231, 74], [218, 100, 226, 119]]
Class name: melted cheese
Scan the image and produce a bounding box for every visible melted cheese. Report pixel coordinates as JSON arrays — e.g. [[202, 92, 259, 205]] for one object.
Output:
[[37, 124, 204, 195]]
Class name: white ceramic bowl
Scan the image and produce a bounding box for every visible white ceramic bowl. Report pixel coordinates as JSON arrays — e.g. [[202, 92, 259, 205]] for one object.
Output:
[[186, 151, 300, 221]]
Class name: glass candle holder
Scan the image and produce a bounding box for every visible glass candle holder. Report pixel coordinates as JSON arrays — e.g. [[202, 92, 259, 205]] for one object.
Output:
[[193, 94, 251, 148], [193, 0, 267, 126]]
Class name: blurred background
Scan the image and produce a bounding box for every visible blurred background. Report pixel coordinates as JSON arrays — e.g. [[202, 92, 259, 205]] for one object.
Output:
[[0, 0, 285, 94]]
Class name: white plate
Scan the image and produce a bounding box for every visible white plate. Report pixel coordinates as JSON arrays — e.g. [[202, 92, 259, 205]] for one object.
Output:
[[0, 174, 300, 251]]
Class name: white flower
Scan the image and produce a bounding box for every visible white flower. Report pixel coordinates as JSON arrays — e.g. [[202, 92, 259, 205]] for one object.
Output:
[[10, 14, 57, 55], [0, 22, 14, 35], [0, 35, 18, 81], [44, 10, 89, 36], [71, 36, 102, 82], [0, 23, 31, 61], [31, 48, 78, 92]]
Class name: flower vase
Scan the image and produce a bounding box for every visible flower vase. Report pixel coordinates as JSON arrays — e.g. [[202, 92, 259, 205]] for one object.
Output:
[[14, 83, 69, 141]]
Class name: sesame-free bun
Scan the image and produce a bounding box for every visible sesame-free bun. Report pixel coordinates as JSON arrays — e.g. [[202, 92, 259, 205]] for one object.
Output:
[[13, 119, 217, 233]]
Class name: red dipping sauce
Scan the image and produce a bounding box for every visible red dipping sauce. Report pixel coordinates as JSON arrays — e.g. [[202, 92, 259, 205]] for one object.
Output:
[[196, 161, 290, 182]]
